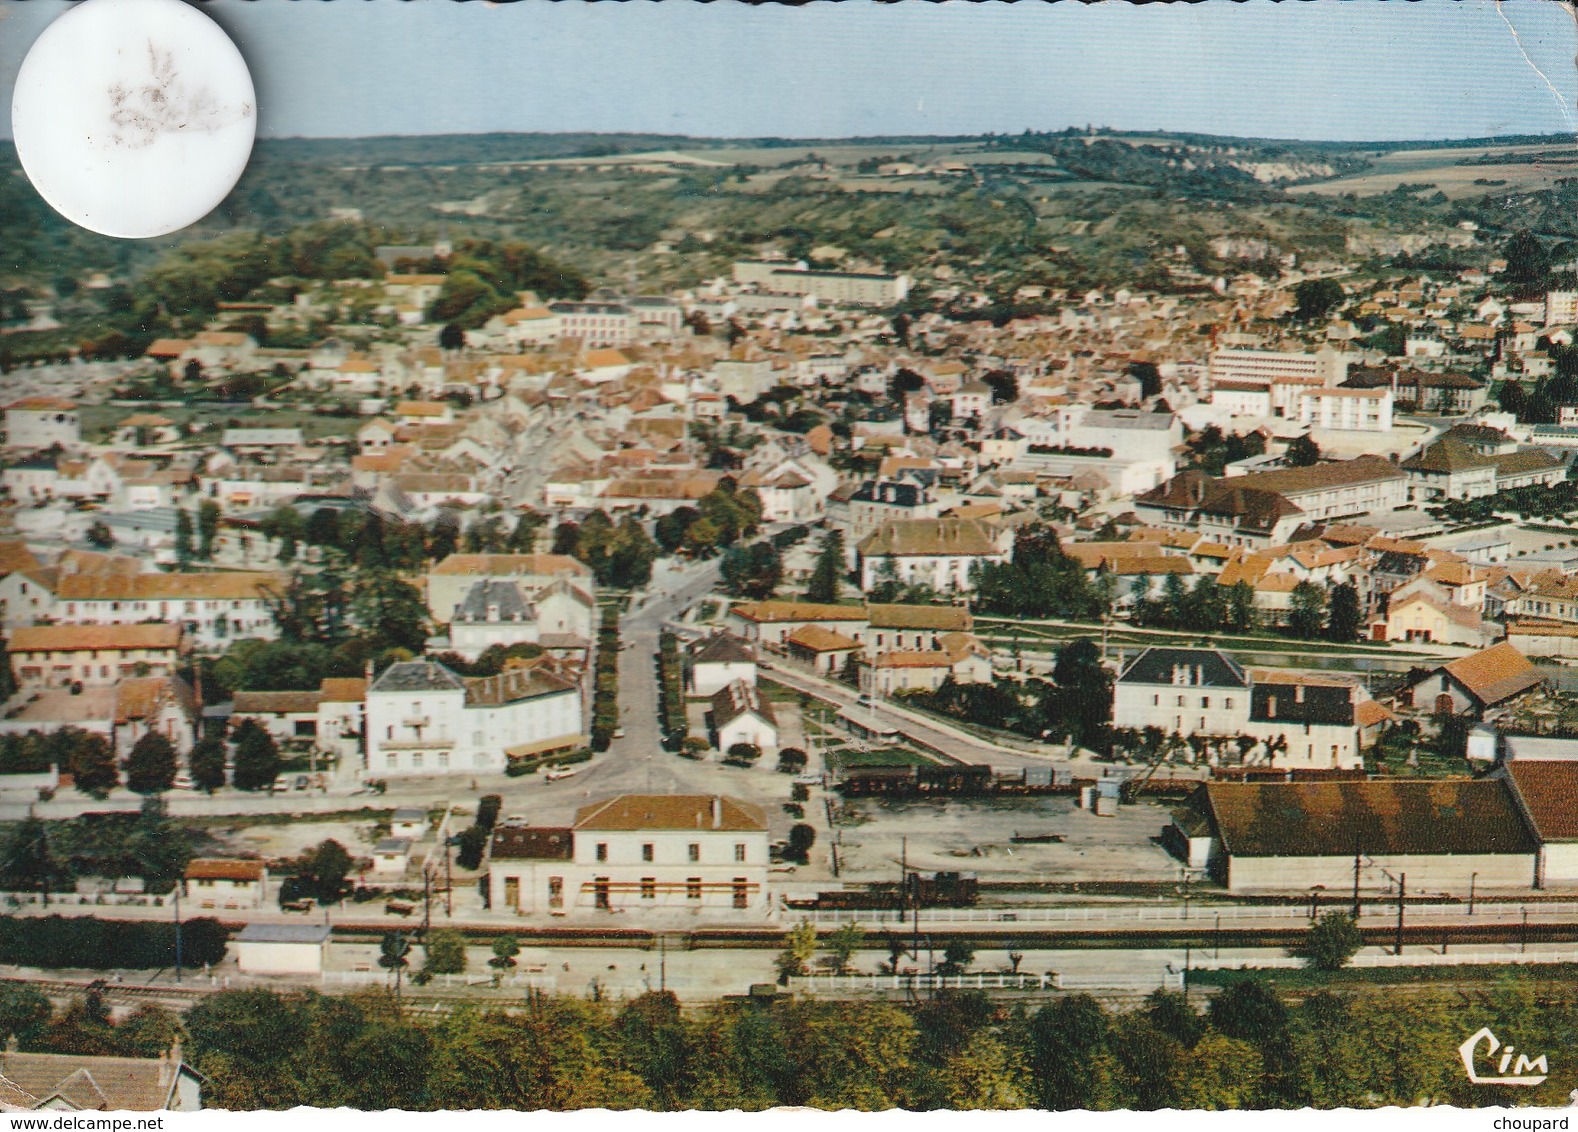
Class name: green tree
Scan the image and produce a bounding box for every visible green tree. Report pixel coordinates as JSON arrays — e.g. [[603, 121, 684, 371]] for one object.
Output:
[[124, 732, 177, 795], [613, 991, 690, 1107], [175, 508, 195, 566], [1029, 994, 1110, 1109], [825, 922, 865, 975], [0, 983, 52, 1047], [1207, 978, 1289, 1044], [70, 732, 118, 796], [0, 815, 64, 896], [189, 735, 227, 793], [938, 940, 975, 977], [1292, 278, 1345, 322], [438, 323, 465, 351], [1326, 581, 1362, 642], [775, 921, 818, 983], [86, 521, 114, 550], [1294, 911, 1364, 971], [197, 500, 221, 559], [123, 795, 192, 883], [351, 569, 428, 653], [1285, 434, 1321, 467], [422, 929, 467, 976], [294, 839, 353, 904], [805, 529, 845, 604], [231, 718, 281, 792], [260, 506, 305, 563], [936, 1030, 1029, 1109], [1504, 229, 1550, 292], [489, 936, 520, 969], [1288, 581, 1328, 640]]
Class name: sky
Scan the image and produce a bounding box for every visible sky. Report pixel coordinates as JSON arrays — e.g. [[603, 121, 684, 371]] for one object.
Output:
[[1, 0, 1577, 143]]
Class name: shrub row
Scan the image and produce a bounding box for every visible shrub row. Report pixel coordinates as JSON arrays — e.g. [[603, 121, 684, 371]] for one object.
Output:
[[590, 608, 620, 752], [657, 631, 689, 751], [0, 914, 228, 970]]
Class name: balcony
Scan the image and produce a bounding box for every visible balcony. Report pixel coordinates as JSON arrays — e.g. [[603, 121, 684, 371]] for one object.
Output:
[[402, 716, 430, 728]]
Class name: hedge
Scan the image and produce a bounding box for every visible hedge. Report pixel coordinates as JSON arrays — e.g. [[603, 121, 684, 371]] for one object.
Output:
[[0, 914, 227, 970]]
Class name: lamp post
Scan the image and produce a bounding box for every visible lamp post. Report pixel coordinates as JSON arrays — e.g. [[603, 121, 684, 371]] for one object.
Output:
[[1468, 872, 1477, 917]]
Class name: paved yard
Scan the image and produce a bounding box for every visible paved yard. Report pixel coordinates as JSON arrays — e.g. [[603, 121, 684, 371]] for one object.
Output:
[[831, 795, 1183, 884]]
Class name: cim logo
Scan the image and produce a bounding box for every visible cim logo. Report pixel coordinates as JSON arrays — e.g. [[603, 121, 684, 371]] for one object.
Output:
[[1459, 1027, 1549, 1087]]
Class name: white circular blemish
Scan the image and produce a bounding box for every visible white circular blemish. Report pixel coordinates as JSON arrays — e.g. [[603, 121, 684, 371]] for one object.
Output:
[[10, 0, 255, 239]]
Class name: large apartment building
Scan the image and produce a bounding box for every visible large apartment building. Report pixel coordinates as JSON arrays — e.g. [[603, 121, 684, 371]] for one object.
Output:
[[733, 261, 910, 307], [1208, 348, 1349, 390]]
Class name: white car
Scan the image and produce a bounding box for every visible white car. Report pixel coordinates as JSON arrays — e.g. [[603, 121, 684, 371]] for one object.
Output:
[[544, 765, 581, 782]]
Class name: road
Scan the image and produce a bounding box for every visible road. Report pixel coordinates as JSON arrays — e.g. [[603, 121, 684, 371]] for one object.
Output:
[[757, 656, 1119, 775]]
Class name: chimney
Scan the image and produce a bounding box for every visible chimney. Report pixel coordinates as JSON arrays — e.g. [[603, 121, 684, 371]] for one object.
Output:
[[711, 796, 723, 829]]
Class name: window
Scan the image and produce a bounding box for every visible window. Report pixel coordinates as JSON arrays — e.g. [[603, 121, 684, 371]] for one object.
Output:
[[686, 877, 702, 900], [1152, 695, 1159, 706], [547, 876, 563, 909], [641, 843, 654, 862], [733, 878, 749, 909], [688, 843, 700, 862], [735, 843, 747, 863], [411, 753, 423, 768], [596, 843, 608, 862], [1176, 695, 1185, 707], [640, 877, 656, 900], [1224, 698, 1234, 710], [1201, 696, 1210, 709]]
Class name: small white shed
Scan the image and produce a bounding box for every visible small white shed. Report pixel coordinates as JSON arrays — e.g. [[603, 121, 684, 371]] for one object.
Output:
[[234, 923, 332, 975], [390, 808, 430, 839]]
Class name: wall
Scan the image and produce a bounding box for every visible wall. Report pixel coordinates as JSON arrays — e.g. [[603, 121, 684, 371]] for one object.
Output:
[[1224, 852, 1535, 893]]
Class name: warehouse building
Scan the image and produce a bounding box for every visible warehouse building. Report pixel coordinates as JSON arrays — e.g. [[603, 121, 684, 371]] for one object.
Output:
[[1166, 779, 1538, 892]]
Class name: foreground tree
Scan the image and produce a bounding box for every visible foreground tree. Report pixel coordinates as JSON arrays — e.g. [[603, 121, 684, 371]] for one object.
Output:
[[189, 735, 227, 793], [231, 719, 281, 792], [125, 732, 177, 794], [1293, 911, 1364, 971]]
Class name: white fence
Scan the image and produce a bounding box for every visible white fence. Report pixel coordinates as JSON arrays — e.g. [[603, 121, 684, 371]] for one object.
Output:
[[1184, 948, 1578, 974], [321, 970, 558, 991], [798, 902, 1578, 928], [3, 891, 171, 910], [792, 969, 1184, 994]]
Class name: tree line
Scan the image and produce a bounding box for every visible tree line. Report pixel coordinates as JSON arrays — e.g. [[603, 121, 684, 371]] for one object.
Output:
[[5, 974, 1552, 1110]]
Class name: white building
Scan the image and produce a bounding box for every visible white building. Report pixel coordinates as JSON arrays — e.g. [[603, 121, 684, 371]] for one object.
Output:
[[1114, 647, 1251, 740], [3, 398, 80, 450], [710, 679, 778, 755], [487, 794, 771, 915], [183, 859, 268, 911], [426, 553, 595, 624], [856, 518, 1009, 594], [234, 923, 332, 975], [687, 634, 757, 697], [1547, 291, 1578, 327], [1208, 348, 1349, 390], [445, 578, 595, 661], [365, 659, 584, 776], [53, 571, 282, 649], [1291, 388, 1393, 433]]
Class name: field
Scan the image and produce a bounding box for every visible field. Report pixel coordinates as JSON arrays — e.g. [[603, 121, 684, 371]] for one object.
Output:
[[1295, 142, 1578, 200]]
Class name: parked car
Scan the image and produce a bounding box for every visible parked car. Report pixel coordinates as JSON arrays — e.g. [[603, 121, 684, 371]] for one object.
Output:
[[544, 765, 581, 782]]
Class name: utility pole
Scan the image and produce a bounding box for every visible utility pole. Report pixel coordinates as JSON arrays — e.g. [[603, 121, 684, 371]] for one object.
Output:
[[422, 869, 432, 939], [1183, 940, 1191, 1002], [1394, 873, 1405, 957], [659, 934, 667, 993], [1351, 840, 1362, 920], [1469, 872, 1477, 917], [173, 882, 182, 983], [1522, 906, 1529, 953], [444, 838, 453, 917]]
